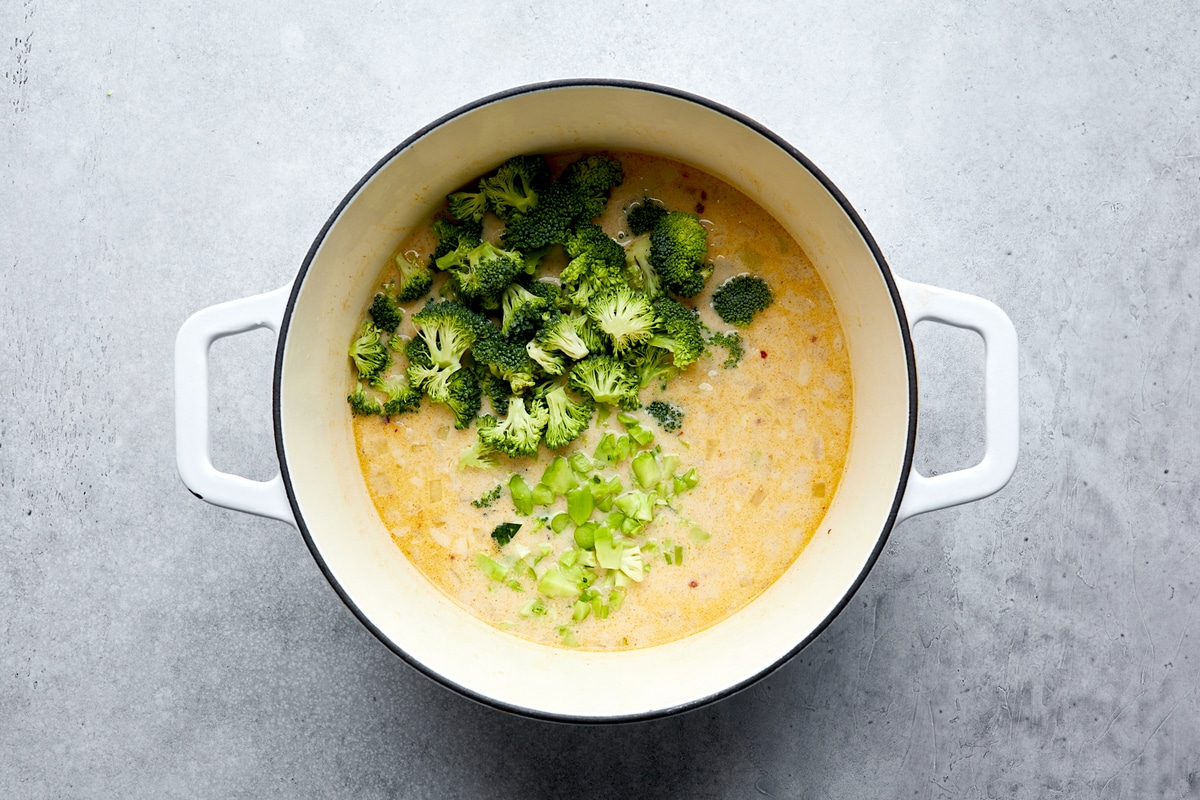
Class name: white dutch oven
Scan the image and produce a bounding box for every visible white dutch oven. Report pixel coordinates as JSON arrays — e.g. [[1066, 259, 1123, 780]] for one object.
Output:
[[174, 81, 1018, 722]]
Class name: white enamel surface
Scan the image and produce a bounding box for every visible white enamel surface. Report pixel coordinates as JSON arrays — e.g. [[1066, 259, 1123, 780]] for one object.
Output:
[[272, 85, 928, 718]]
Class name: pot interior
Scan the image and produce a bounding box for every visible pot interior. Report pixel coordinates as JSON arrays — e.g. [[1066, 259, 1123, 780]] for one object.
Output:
[[277, 84, 912, 720]]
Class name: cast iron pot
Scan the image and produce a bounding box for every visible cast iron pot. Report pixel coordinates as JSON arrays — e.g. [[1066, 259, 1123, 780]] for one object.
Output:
[[174, 80, 1019, 723]]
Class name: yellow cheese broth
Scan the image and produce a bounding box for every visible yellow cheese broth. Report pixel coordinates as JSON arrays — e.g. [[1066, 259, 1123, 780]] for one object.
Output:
[[353, 152, 852, 649]]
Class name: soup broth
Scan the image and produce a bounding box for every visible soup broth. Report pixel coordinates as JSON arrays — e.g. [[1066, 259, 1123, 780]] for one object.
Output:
[[354, 152, 852, 650]]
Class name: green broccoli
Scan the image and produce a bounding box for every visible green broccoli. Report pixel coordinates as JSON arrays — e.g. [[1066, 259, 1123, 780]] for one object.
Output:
[[368, 288, 404, 334], [371, 373, 422, 416], [708, 330, 745, 368], [524, 279, 568, 310], [623, 236, 663, 299], [650, 211, 712, 297], [430, 216, 483, 265], [474, 364, 511, 416], [472, 484, 503, 508], [441, 367, 483, 429], [472, 326, 539, 393], [588, 285, 657, 353], [543, 385, 595, 449], [560, 223, 629, 309], [525, 340, 566, 375], [479, 396, 549, 458], [568, 309, 609, 356], [569, 354, 640, 408], [500, 283, 550, 341], [626, 197, 668, 236], [393, 252, 434, 302], [648, 296, 706, 369], [711, 275, 774, 327], [439, 241, 526, 310], [491, 521, 522, 546], [447, 184, 488, 223], [459, 416, 499, 470], [348, 321, 391, 381], [646, 400, 684, 432], [406, 301, 488, 401], [481, 155, 550, 219], [501, 154, 623, 252], [347, 381, 383, 416], [623, 344, 675, 390], [534, 311, 591, 361]]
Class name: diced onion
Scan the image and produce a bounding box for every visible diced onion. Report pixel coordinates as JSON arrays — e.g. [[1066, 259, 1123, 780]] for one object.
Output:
[[428, 479, 442, 502]]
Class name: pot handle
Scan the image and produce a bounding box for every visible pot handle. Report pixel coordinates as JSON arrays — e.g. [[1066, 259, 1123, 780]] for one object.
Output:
[[894, 278, 1019, 523], [174, 285, 296, 526]]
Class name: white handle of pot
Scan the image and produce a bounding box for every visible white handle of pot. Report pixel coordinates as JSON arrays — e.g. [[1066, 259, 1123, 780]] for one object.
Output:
[[894, 278, 1019, 523], [174, 285, 296, 526]]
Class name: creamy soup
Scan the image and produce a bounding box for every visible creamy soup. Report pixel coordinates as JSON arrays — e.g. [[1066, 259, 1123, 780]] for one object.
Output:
[[354, 152, 852, 650]]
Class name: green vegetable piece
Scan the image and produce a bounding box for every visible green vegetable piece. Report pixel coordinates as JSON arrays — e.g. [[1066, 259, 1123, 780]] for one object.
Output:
[[509, 474, 534, 515], [519, 597, 548, 617], [616, 412, 640, 429], [558, 626, 580, 647], [677, 467, 699, 491], [711, 274, 774, 327], [572, 601, 592, 622], [591, 598, 610, 619], [590, 474, 623, 500], [475, 553, 508, 582], [574, 522, 597, 550], [551, 513, 572, 533], [566, 485, 595, 526], [542, 456, 579, 496], [690, 527, 711, 543], [569, 452, 594, 475], [472, 484, 503, 508], [629, 426, 655, 447], [614, 434, 637, 462], [619, 546, 645, 582], [661, 454, 680, 477], [594, 527, 622, 570], [608, 588, 625, 612], [491, 522, 521, 547], [595, 494, 614, 513], [593, 432, 617, 464], [631, 451, 661, 489], [559, 548, 580, 568], [531, 483, 555, 507], [538, 566, 580, 598]]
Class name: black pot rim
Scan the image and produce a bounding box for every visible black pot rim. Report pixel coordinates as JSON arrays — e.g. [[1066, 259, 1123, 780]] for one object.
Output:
[[272, 78, 918, 725]]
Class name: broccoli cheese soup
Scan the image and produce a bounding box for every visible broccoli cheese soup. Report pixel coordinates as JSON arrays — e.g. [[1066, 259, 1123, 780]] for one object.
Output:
[[351, 151, 852, 650]]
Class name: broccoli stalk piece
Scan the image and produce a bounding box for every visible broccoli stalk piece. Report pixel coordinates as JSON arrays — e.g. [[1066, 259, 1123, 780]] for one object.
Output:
[[500, 283, 550, 341], [624, 236, 663, 299], [569, 354, 640, 408], [645, 400, 684, 432], [648, 296, 706, 369], [560, 223, 629, 309], [406, 301, 488, 401], [347, 381, 383, 416], [439, 241, 526, 310], [368, 288, 404, 334], [478, 396, 549, 458], [501, 154, 623, 252], [371, 373, 422, 417], [472, 327, 539, 394], [393, 252, 434, 302], [543, 385, 595, 450], [588, 286, 657, 353], [481, 155, 550, 220], [348, 321, 391, 381], [650, 211, 712, 297], [535, 312, 591, 361], [711, 275, 774, 327], [626, 197, 668, 236], [447, 184, 488, 223]]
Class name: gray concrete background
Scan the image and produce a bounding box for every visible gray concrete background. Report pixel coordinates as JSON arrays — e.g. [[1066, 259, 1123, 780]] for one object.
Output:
[[2, 1, 1198, 797]]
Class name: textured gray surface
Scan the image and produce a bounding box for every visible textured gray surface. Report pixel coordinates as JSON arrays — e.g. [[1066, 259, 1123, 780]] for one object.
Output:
[[3, 1, 1198, 797]]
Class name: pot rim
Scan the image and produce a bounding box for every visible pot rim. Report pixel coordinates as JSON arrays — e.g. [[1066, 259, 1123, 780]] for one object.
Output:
[[271, 78, 918, 724]]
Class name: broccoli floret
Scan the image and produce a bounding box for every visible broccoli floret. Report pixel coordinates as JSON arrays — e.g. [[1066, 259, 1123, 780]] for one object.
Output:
[[650, 211, 711, 297], [406, 301, 488, 401], [543, 385, 595, 450], [560, 223, 629, 309], [481, 155, 551, 220], [347, 381, 383, 416], [368, 288, 404, 334], [501, 154, 623, 252], [478, 396, 549, 458], [711, 275, 774, 327], [525, 278, 568, 310], [648, 296, 706, 369], [393, 252, 434, 302], [472, 326, 539, 393], [430, 216, 483, 265], [588, 285, 657, 353], [624, 236, 663, 299], [626, 197, 668, 236], [708, 330, 745, 368], [474, 364, 511, 416], [525, 339, 566, 375], [568, 309, 609, 356], [491, 521, 522, 547], [623, 344, 676, 390], [569, 354, 640, 408], [447, 184, 488, 223], [441, 367, 483, 429], [440, 241, 526, 310], [646, 400, 684, 432], [348, 321, 391, 380], [472, 484, 503, 508], [371, 373, 422, 416], [459, 416, 499, 470], [533, 311, 591, 361], [500, 283, 551, 341]]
